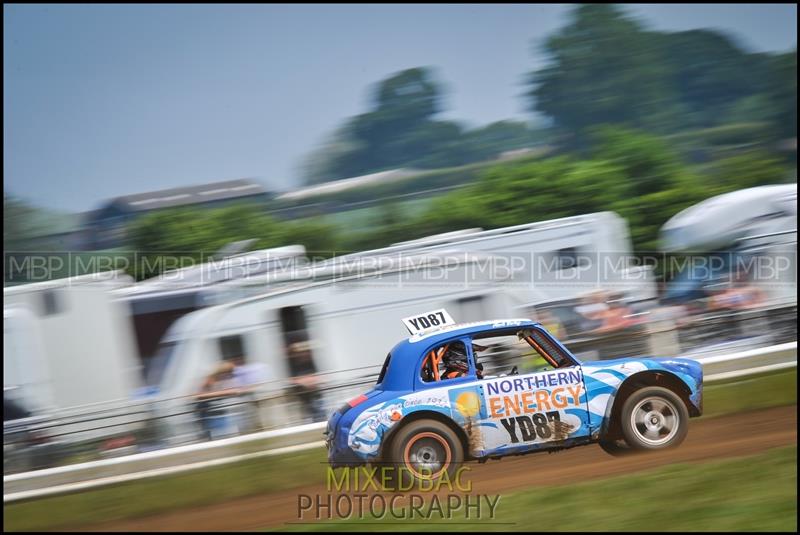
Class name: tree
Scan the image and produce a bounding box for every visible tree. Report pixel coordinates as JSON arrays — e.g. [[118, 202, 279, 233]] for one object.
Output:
[[659, 29, 763, 129], [705, 150, 791, 192], [279, 218, 340, 259], [589, 126, 685, 197], [303, 70, 551, 185], [763, 50, 797, 140], [302, 67, 452, 183], [4, 194, 29, 251], [462, 120, 542, 162], [529, 5, 679, 146], [129, 203, 280, 279], [408, 127, 719, 251], [528, 5, 794, 148]]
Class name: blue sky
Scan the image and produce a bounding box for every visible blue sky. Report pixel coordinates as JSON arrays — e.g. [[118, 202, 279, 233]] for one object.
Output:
[[3, 4, 797, 212]]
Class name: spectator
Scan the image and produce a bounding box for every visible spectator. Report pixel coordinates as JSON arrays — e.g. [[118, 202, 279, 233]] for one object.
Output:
[[709, 272, 765, 312], [592, 297, 636, 334], [195, 362, 241, 440], [538, 309, 567, 339], [286, 337, 325, 422], [230, 355, 270, 433], [231, 355, 270, 392], [574, 290, 610, 332]]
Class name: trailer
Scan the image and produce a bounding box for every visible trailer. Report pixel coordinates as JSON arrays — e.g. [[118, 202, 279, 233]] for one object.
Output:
[[3, 271, 142, 412], [113, 245, 307, 376], [319, 211, 656, 303], [148, 251, 527, 440], [660, 184, 797, 304]]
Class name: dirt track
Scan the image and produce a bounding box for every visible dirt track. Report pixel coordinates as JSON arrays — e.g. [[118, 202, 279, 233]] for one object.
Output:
[[83, 405, 797, 532]]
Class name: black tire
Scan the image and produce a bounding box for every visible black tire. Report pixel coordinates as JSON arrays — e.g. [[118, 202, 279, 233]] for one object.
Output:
[[620, 386, 689, 451], [382, 419, 464, 490], [598, 438, 635, 457]]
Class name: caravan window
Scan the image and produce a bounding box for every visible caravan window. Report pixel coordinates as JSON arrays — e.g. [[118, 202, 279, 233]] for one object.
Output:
[[455, 296, 485, 324], [219, 335, 245, 362], [279, 306, 318, 377], [40, 289, 64, 316], [555, 247, 590, 271]]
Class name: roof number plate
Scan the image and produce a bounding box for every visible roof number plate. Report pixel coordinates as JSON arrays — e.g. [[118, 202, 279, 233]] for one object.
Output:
[[402, 309, 455, 335]]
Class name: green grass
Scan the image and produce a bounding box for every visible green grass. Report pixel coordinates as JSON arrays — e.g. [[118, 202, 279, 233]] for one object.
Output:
[[702, 368, 796, 418], [3, 448, 329, 532], [4, 368, 797, 531], [283, 446, 797, 532]]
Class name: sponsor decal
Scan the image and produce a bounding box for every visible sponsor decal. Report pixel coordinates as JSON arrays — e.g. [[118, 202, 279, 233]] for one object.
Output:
[[483, 370, 584, 444]]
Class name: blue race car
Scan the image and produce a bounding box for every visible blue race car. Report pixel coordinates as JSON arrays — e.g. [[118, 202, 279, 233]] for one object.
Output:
[[325, 318, 702, 485]]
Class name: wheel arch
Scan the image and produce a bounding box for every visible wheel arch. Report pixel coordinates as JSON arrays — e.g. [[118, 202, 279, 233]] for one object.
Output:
[[601, 370, 698, 441], [380, 410, 472, 460]]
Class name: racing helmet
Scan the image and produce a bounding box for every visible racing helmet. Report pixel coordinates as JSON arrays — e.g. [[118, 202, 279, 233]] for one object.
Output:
[[443, 345, 469, 373]]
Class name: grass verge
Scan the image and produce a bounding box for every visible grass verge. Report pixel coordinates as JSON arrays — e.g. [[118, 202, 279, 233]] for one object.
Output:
[[283, 446, 797, 532]]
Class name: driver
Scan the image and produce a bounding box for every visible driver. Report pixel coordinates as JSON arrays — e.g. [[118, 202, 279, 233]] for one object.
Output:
[[442, 343, 488, 379]]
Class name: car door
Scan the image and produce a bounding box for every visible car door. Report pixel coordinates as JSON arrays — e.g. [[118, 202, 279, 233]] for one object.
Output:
[[472, 327, 591, 455]]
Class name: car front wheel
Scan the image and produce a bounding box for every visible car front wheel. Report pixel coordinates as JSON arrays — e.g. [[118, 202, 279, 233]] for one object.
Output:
[[620, 386, 689, 451]]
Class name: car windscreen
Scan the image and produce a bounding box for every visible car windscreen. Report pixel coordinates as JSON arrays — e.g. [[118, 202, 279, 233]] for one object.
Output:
[[524, 327, 575, 368]]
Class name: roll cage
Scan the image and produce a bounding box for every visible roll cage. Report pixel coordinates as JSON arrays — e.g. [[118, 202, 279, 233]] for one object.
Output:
[[417, 326, 577, 385]]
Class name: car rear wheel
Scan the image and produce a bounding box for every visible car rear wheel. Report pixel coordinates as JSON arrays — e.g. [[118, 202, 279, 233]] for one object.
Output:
[[620, 386, 689, 451], [383, 419, 463, 490]]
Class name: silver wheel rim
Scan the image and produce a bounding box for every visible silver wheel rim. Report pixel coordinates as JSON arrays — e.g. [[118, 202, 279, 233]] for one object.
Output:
[[630, 396, 679, 446], [409, 439, 444, 475]]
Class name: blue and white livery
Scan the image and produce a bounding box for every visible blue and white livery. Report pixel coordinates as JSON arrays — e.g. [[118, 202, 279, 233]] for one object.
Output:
[[325, 319, 702, 481]]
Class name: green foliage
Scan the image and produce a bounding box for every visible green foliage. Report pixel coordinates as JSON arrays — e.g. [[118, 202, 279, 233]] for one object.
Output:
[[659, 29, 767, 129], [129, 204, 290, 279], [302, 68, 545, 185], [3, 193, 79, 252], [529, 5, 797, 146], [531, 5, 680, 145], [766, 51, 797, 140], [704, 149, 793, 192], [277, 217, 340, 259], [4, 193, 29, 250], [405, 126, 724, 251]]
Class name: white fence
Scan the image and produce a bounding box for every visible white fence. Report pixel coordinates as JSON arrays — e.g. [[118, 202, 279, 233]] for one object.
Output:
[[4, 341, 796, 503]]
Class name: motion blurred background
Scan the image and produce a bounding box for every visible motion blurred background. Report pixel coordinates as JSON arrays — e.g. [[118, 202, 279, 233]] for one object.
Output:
[[3, 3, 797, 532]]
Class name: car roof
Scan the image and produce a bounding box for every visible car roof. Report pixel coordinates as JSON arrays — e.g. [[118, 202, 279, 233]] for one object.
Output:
[[380, 318, 541, 390], [377, 319, 540, 391], [406, 318, 538, 343]]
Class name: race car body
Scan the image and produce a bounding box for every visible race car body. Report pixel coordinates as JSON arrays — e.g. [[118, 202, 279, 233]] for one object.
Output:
[[325, 319, 702, 481]]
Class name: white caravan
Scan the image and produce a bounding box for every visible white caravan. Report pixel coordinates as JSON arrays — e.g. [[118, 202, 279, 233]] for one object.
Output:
[[3, 271, 142, 412], [660, 184, 797, 304], [113, 245, 307, 369], [317, 211, 656, 304], [152, 211, 654, 400], [150, 251, 526, 437]]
